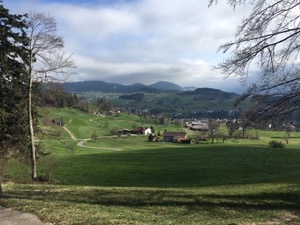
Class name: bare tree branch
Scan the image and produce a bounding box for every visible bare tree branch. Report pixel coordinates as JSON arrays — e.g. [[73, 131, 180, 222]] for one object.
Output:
[[212, 0, 300, 122], [26, 12, 75, 180]]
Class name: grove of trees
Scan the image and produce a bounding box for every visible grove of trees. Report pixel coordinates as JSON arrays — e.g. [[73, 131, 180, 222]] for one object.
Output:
[[0, 0, 74, 189]]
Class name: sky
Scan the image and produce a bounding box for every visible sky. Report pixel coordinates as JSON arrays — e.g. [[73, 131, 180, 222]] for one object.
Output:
[[5, 0, 253, 93]]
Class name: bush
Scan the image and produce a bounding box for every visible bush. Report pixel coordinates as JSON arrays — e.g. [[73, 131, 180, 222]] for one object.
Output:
[[91, 133, 98, 141], [148, 133, 154, 142], [110, 129, 118, 136], [268, 140, 285, 148]]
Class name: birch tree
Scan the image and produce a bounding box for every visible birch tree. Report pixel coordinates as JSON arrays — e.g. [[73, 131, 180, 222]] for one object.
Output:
[[210, 0, 300, 122], [26, 12, 75, 180]]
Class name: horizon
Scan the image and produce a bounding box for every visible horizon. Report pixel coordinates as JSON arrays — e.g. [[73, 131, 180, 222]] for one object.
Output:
[[63, 79, 243, 93], [7, 0, 252, 93]]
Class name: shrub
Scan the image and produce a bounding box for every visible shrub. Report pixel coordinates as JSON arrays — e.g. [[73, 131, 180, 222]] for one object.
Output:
[[38, 154, 59, 183], [91, 132, 98, 141], [268, 140, 285, 148], [148, 133, 154, 142], [110, 129, 118, 136]]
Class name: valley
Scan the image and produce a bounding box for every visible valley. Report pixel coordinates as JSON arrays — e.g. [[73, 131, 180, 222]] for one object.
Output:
[[1, 107, 300, 224]]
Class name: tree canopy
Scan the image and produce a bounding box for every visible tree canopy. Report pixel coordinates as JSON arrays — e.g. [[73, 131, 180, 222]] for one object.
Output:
[[211, 0, 300, 122], [0, 1, 29, 155]]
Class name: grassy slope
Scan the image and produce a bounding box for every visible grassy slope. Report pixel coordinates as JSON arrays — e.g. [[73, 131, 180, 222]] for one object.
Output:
[[47, 107, 181, 139], [1, 108, 300, 225]]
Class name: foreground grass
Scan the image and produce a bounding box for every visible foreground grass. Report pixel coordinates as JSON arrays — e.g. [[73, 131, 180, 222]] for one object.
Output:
[[1, 182, 300, 225], [2, 141, 300, 224]]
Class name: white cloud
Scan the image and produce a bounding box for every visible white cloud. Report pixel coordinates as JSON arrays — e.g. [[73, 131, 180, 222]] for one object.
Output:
[[6, 0, 252, 92]]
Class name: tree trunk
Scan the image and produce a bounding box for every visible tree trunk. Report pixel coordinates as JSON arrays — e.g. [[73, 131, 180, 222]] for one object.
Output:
[[28, 67, 37, 180], [0, 177, 3, 197]]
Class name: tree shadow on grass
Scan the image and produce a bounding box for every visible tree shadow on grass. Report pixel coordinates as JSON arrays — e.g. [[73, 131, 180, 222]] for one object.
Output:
[[3, 185, 300, 212], [54, 145, 300, 188]]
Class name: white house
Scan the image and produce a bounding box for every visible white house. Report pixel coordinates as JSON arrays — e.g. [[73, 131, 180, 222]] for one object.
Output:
[[143, 128, 152, 135]]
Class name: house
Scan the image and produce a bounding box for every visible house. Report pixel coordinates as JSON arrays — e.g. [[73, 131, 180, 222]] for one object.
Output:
[[118, 127, 152, 136], [51, 118, 64, 126], [117, 129, 132, 135], [144, 127, 152, 135], [190, 124, 209, 132], [131, 127, 144, 135], [163, 132, 187, 142], [177, 137, 192, 144]]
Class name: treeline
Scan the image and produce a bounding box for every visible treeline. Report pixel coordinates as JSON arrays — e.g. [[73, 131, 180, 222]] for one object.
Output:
[[119, 93, 145, 102], [179, 88, 238, 100], [37, 83, 78, 108]]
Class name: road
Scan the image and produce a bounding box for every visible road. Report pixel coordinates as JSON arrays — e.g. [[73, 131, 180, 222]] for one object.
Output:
[[63, 126, 123, 151]]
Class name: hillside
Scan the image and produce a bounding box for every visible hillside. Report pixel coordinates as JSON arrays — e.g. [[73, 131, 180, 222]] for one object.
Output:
[[62, 81, 245, 118], [149, 81, 183, 91], [180, 87, 238, 99], [111, 88, 242, 119]]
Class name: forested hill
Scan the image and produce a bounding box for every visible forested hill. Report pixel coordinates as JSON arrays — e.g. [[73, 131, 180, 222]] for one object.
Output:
[[109, 87, 242, 119], [180, 87, 238, 99], [63, 80, 184, 93]]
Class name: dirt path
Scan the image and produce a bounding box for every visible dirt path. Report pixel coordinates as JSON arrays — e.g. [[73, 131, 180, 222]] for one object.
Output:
[[0, 206, 53, 225], [63, 126, 123, 151], [63, 126, 77, 140]]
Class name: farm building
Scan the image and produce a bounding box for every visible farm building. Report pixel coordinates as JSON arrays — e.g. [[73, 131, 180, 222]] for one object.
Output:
[[163, 132, 187, 142]]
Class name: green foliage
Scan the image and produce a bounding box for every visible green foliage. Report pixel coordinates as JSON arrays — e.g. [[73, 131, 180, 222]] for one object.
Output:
[[119, 93, 145, 102], [96, 97, 112, 111], [0, 2, 30, 155], [110, 91, 245, 118], [148, 133, 154, 142], [38, 83, 78, 108], [37, 153, 59, 182], [268, 140, 285, 148], [91, 132, 98, 141]]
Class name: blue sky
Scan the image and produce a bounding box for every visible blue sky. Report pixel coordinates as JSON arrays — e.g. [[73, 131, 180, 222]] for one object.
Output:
[[5, 0, 252, 92]]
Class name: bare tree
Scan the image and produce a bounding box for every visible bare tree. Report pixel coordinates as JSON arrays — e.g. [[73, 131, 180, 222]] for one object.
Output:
[[210, 0, 300, 122], [26, 12, 75, 180], [208, 120, 220, 143]]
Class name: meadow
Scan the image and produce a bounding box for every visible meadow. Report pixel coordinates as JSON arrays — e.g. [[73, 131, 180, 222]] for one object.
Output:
[[1, 108, 300, 225]]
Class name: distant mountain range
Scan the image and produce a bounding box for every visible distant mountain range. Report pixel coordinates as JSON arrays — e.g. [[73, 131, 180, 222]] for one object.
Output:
[[63, 80, 202, 93], [62, 80, 243, 118]]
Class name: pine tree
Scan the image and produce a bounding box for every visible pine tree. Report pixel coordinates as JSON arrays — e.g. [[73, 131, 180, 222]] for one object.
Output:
[[0, 1, 29, 196], [0, 1, 29, 156]]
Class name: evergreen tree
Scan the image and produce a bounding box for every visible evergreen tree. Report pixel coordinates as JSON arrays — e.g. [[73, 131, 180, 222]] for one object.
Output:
[[0, 1, 29, 196], [0, 1, 29, 155], [97, 98, 113, 112]]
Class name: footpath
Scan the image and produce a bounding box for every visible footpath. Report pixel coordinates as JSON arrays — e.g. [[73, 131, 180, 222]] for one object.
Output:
[[0, 206, 53, 225]]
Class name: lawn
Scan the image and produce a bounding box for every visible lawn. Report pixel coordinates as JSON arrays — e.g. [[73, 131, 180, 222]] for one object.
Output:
[[1, 108, 300, 224], [2, 141, 300, 224]]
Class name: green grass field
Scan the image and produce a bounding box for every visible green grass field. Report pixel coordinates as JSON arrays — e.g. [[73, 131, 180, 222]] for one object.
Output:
[[1, 108, 300, 224]]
